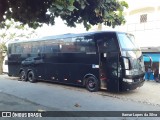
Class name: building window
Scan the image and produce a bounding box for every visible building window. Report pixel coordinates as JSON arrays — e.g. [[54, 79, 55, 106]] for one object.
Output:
[[140, 14, 147, 23]]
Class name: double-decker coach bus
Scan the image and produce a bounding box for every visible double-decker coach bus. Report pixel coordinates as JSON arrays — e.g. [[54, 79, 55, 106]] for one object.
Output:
[[7, 31, 145, 92]]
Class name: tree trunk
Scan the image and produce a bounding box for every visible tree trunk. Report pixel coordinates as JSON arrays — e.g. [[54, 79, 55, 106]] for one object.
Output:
[[0, 51, 4, 74], [97, 23, 102, 31]]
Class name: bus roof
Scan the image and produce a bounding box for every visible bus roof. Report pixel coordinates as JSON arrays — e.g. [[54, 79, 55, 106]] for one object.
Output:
[[8, 31, 125, 44]]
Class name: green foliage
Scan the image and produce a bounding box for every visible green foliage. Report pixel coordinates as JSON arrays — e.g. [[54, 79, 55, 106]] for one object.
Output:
[[0, 0, 128, 30], [0, 42, 7, 52], [0, 42, 6, 74], [0, 19, 37, 43]]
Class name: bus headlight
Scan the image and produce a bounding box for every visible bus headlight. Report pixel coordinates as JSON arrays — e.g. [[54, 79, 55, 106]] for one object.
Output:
[[123, 79, 133, 83], [124, 58, 130, 70], [126, 69, 139, 76], [125, 70, 132, 75]]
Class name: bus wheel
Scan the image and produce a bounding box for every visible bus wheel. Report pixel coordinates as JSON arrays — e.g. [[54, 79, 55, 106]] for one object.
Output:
[[85, 76, 99, 92], [19, 70, 27, 81], [28, 71, 36, 83]]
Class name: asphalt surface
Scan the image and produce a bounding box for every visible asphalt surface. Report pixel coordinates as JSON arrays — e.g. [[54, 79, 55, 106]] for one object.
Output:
[[0, 74, 160, 120]]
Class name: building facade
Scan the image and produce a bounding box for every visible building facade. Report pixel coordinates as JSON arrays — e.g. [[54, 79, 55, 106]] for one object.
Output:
[[119, 0, 160, 47]]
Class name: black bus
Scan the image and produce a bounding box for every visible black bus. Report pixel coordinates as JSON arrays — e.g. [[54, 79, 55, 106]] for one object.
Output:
[[7, 31, 145, 92]]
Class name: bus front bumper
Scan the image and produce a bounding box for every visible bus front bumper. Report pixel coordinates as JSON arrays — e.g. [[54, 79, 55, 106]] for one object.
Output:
[[121, 77, 145, 91]]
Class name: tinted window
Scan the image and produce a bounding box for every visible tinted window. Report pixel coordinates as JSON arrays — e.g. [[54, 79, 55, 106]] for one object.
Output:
[[60, 36, 96, 53], [117, 33, 140, 50], [43, 40, 60, 53], [60, 38, 77, 53], [31, 42, 41, 54], [22, 43, 31, 54], [97, 33, 118, 52], [10, 43, 24, 54], [74, 36, 96, 52], [10, 44, 16, 54]]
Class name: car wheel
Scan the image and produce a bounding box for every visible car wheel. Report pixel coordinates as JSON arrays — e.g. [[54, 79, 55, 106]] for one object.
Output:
[[85, 76, 99, 92], [28, 71, 36, 83], [19, 70, 27, 81]]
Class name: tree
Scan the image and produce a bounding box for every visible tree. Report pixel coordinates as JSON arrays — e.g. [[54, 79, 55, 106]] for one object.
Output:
[[0, 42, 7, 74], [0, 0, 128, 30], [0, 19, 37, 74]]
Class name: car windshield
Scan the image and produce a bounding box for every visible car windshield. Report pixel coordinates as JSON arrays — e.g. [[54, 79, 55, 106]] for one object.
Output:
[[117, 33, 140, 50]]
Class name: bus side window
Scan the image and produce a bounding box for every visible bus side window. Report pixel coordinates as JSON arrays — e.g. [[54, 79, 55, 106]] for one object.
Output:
[[22, 43, 31, 54], [14, 44, 23, 54], [74, 36, 95, 53], [97, 40, 106, 53], [105, 38, 117, 52], [97, 37, 117, 53], [43, 40, 60, 53], [85, 38, 96, 52], [10, 44, 16, 54], [61, 38, 77, 53], [8, 45, 12, 54]]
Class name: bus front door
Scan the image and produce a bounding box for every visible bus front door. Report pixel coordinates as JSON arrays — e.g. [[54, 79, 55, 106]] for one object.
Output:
[[100, 52, 119, 92], [105, 52, 119, 92], [98, 36, 119, 92]]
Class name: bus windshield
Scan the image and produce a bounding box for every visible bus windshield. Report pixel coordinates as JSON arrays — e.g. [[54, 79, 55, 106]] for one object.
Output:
[[117, 33, 140, 50]]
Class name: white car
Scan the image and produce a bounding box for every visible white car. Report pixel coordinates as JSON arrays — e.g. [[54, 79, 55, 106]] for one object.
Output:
[[3, 56, 8, 73]]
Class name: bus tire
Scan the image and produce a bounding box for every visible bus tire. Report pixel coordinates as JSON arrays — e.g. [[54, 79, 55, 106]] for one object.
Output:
[[85, 76, 99, 92], [19, 70, 27, 81], [28, 71, 36, 83]]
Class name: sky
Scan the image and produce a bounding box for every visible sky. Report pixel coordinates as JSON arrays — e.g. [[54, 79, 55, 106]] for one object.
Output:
[[35, 17, 88, 37]]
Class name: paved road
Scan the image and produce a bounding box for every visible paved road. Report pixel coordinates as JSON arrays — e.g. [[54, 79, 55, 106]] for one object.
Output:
[[0, 74, 160, 120], [98, 80, 160, 107]]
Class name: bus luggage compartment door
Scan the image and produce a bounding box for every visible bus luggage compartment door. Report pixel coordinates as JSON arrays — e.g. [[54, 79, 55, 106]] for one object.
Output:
[[104, 52, 119, 92]]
